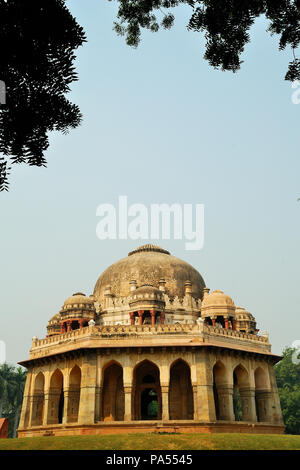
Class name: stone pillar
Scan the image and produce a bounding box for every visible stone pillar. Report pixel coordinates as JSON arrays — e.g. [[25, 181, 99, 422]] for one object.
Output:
[[95, 386, 102, 422], [161, 385, 169, 421], [123, 363, 133, 421], [224, 317, 229, 330], [150, 309, 156, 325], [192, 384, 199, 420], [268, 364, 284, 424], [42, 394, 49, 426], [196, 383, 216, 421], [78, 319, 84, 329], [212, 318, 216, 327], [60, 322, 66, 334], [255, 389, 273, 423], [232, 320, 237, 331], [66, 320, 72, 332], [124, 386, 132, 421], [138, 310, 144, 325], [160, 312, 165, 325], [18, 370, 33, 429], [195, 353, 216, 421], [62, 387, 70, 424], [28, 394, 35, 428], [217, 385, 235, 421], [78, 352, 97, 425], [239, 387, 257, 422], [129, 311, 135, 326]]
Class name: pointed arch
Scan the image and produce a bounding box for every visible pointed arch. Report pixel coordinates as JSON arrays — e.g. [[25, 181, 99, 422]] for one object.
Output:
[[102, 362, 124, 421], [212, 361, 226, 420], [233, 364, 250, 421], [67, 365, 81, 423], [31, 371, 45, 426], [48, 369, 64, 425], [133, 360, 161, 420], [169, 359, 194, 420]]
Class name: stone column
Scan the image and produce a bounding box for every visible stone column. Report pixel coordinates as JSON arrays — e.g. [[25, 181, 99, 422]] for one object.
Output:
[[195, 352, 216, 421], [62, 387, 70, 424], [78, 352, 97, 425], [212, 318, 216, 327], [192, 384, 199, 420], [160, 312, 165, 325], [217, 385, 235, 421], [123, 363, 133, 421], [150, 309, 156, 325], [138, 310, 144, 325], [124, 386, 132, 421], [43, 392, 51, 426], [78, 319, 84, 329], [224, 317, 229, 330], [60, 322, 65, 334], [161, 385, 169, 421], [28, 394, 35, 428], [95, 386, 102, 422], [232, 320, 237, 331], [255, 389, 273, 423], [268, 364, 284, 424], [18, 370, 33, 429], [66, 320, 72, 332], [239, 387, 257, 422], [129, 312, 135, 326]]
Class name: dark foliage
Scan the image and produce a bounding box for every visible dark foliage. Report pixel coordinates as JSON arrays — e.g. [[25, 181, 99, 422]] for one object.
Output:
[[111, 0, 300, 78], [1, 1, 299, 190], [275, 347, 300, 435], [0, 0, 86, 191]]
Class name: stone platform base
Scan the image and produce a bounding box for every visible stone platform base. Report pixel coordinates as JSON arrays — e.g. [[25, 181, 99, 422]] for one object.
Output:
[[18, 420, 285, 438]]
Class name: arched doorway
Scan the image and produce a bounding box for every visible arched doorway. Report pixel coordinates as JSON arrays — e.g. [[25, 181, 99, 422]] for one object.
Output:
[[31, 372, 45, 426], [233, 364, 250, 421], [212, 361, 227, 420], [169, 360, 194, 420], [133, 360, 161, 420], [102, 362, 125, 421], [67, 365, 81, 423], [48, 369, 64, 425]]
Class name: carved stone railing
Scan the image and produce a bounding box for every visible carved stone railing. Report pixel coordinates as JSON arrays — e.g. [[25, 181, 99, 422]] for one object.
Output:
[[204, 325, 269, 344], [31, 322, 269, 351]]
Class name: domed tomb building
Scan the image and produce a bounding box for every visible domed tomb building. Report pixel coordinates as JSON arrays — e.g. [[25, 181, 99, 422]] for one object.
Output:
[[18, 245, 284, 436]]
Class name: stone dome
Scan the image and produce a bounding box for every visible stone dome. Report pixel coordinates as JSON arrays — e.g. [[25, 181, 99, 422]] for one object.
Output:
[[60, 292, 95, 312], [93, 244, 205, 303], [235, 306, 255, 321], [202, 290, 235, 308], [201, 289, 236, 319]]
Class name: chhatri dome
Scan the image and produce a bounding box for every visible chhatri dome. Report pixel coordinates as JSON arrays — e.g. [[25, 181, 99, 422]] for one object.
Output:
[[18, 244, 284, 437]]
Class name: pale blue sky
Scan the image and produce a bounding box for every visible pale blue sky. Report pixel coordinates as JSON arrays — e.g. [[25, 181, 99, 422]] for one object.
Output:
[[1, 1, 300, 365]]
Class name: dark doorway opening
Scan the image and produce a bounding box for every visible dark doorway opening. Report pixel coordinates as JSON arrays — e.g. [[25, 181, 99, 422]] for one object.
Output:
[[141, 388, 158, 420]]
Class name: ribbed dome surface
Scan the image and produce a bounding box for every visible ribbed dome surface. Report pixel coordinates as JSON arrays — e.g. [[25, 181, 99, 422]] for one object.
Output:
[[93, 245, 205, 303]]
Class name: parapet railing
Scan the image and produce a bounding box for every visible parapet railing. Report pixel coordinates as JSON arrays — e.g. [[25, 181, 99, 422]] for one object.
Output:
[[31, 322, 269, 349]]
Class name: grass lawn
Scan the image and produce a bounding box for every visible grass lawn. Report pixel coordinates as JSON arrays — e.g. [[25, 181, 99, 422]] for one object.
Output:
[[0, 433, 300, 450]]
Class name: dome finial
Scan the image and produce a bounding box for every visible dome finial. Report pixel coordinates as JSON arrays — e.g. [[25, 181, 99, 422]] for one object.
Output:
[[128, 244, 170, 256]]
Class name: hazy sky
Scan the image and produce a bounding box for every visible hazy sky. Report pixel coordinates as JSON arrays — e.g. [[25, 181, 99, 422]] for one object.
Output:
[[1, 1, 300, 365]]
